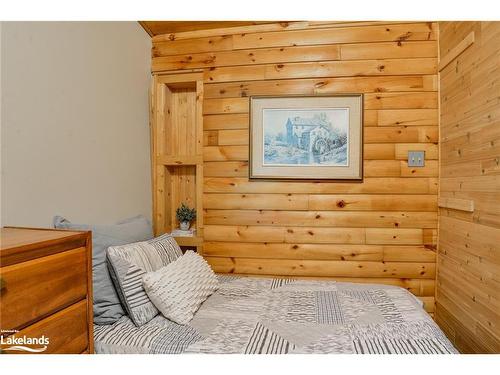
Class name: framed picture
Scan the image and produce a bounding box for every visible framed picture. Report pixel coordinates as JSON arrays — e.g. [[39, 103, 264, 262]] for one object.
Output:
[[250, 95, 363, 180]]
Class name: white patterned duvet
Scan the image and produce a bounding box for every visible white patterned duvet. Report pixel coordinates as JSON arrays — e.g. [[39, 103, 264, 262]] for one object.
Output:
[[94, 275, 457, 354]]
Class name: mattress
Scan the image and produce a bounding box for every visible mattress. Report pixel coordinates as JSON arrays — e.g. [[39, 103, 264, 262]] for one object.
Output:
[[94, 275, 457, 354]]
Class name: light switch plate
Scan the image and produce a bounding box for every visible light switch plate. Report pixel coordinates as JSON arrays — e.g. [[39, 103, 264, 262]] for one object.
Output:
[[408, 151, 425, 167]]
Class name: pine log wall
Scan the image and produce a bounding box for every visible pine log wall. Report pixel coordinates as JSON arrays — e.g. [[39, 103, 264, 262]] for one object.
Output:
[[151, 22, 439, 313], [436, 22, 500, 353]]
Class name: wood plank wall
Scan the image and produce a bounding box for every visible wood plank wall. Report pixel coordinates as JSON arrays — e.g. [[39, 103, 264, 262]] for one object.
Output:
[[436, 21, 500, 353], [151, 21, 439, 312]]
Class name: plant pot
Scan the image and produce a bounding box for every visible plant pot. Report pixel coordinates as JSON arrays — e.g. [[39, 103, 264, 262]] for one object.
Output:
[[180, 221, 190, 231]]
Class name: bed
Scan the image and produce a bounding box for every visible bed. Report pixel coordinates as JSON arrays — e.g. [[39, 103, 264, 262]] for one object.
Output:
[[94, 275, 457, 354]]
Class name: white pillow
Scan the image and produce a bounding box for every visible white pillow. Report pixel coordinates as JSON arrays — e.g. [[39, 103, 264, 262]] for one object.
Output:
[[142, 251, 219, 325]]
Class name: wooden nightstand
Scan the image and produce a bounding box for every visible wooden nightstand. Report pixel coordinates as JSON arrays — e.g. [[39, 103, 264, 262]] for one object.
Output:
[[0, 227, 93, 354]]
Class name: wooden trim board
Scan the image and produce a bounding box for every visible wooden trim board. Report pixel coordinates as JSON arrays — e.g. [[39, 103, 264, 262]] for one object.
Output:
[[438, 31, 475, 71], [438, 197, 474, 212]]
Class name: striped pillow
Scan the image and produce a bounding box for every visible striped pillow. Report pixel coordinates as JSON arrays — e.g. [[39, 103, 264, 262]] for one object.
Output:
[[107, 234, 182, 326]]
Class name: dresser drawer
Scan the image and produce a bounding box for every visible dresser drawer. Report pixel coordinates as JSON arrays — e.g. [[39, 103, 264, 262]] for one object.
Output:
[[1, 299, 90, 354], [0, 247, 88, 330]]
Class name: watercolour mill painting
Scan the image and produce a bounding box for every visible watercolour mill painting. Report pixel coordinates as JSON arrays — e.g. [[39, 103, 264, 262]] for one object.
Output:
[[263, 108, 349, 167], [250, 95, 363, 180]]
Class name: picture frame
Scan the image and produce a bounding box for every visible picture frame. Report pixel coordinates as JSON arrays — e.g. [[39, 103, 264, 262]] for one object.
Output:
[[249, 94, 363, 180]]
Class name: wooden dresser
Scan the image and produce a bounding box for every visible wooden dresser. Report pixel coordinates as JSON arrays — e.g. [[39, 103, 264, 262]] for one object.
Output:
[[0, 227, 93, 354]]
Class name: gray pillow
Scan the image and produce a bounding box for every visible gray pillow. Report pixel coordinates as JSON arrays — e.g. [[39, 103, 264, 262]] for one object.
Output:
[[53, 215, 153, 325], [106, 234, 183, 326]]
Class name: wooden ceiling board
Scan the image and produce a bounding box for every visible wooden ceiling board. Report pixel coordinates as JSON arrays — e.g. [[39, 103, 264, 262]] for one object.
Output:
[[139, 21, 278, 36]]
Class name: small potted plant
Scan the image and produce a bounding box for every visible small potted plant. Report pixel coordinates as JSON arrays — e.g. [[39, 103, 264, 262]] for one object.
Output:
[[176, 203, 196, 231]]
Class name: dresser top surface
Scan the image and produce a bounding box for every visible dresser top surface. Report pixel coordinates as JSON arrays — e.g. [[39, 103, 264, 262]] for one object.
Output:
[[0, 227, 86, 251]]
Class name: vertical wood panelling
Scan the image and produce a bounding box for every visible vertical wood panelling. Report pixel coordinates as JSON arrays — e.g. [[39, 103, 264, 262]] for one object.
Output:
[[437, 21, 500, 353], [151, 21, 439, 311]]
